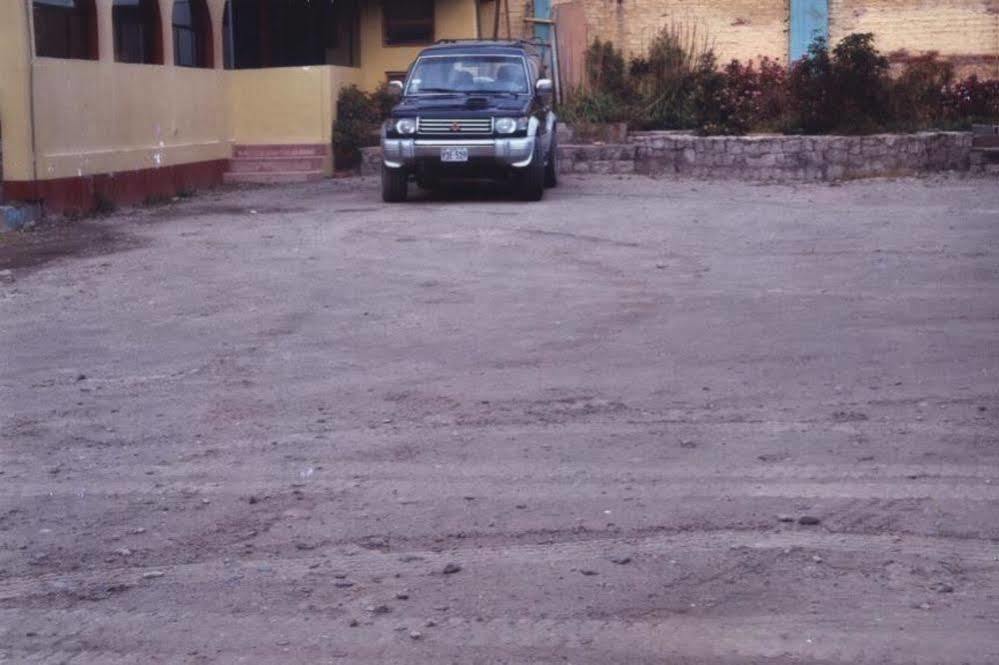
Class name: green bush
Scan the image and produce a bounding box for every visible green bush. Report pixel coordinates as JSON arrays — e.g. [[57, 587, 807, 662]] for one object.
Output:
[[830, 33, 891, 133], [560, 39, 634, 125], [368, 83, 398, 122], [560, 88, 633, 125], [562, 25, 718, 130], [332, 85, 389, 169], [785, 33, 897, 134], [889, 53, 954, 131], [787, 37, 836, 133], [630, 22, 716, 130], [585, 38, 631, 100]]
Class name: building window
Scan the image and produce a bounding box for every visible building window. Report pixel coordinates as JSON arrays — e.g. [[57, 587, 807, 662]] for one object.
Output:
[[113, 0, 163, 64], [223, 0, 360, 70], [173, 0, 213, 68], [383, 0, 434, 46], [33, 0, 98, 60]]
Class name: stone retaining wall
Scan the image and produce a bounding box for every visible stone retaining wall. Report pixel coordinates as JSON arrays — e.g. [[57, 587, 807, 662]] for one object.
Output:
[[361, 132, 981, 181], [566, 132, 975, 181]]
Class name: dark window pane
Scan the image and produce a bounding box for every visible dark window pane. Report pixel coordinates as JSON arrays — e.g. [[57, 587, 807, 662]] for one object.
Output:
[[113, 0, 163, 64], [173, 0, 211, 68], [384, 0, 433, 46], [33, 0, 97, 60], [224, 0, 359, 70]]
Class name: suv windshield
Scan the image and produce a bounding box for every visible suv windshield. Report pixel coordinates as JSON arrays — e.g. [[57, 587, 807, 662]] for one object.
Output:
[[406, 55, 529, 95]]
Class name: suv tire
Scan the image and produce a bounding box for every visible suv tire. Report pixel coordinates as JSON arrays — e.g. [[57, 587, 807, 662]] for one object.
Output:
[[516, 140, 545, 202], [382, 165, 408, 203]]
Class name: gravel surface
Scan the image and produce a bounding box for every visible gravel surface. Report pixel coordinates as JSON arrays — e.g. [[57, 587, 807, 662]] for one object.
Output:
[[2, 175, 998, 664]]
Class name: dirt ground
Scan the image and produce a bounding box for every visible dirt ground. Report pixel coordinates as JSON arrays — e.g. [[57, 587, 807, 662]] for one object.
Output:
[[1, 175, 998, 664]]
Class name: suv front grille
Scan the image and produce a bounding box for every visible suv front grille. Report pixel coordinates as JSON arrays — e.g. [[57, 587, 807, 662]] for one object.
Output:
[[418, 117, 494, 135]]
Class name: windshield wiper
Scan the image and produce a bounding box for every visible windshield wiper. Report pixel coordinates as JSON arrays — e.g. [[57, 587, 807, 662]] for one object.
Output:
[[414, 87, 463, 94], [476, 90, 525, 95]]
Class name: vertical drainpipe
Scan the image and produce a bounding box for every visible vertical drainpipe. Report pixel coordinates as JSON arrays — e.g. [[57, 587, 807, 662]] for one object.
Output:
[[23, 0, 39, 186]]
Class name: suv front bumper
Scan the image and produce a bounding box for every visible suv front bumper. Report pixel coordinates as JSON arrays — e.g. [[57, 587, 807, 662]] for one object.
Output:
[[382, 137, 536, 169]]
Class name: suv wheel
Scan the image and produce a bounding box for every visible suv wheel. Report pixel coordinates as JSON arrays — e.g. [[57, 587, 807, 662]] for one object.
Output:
[[381, 165, 408, 203], [516, 140, 545, 202]]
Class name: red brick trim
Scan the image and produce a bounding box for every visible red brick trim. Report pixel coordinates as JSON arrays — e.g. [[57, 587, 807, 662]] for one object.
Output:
[[2, 159, 228, 215]]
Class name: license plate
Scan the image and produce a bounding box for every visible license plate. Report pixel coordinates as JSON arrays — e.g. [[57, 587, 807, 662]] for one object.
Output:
[[440, 147, 469, 163]]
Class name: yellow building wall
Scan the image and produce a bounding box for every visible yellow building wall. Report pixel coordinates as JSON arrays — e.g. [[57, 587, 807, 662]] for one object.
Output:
[[33, 60, 230, 180], [24, 0, 231, 181], [358, 0, 481, 89], [0, 1, 36, 182], [227, 66, 362, 145], [7, 0, 480, 185]]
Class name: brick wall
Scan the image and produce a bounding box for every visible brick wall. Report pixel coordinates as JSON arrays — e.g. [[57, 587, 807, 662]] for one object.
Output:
[[500, 1, 999, 77], [551, 0, 790, 64], [830, 0, 999, 78]]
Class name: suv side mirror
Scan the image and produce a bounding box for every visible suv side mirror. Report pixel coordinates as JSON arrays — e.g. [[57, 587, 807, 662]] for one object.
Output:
[[388, 80, 404, 98], [536, 78, 554, 103]]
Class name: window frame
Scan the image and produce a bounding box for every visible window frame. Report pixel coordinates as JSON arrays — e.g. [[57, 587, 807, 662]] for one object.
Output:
[[172, 0, 214, 69], [113, 0, 165, 65], [382, 0, 435, 48], [32, 0, 99, 61]]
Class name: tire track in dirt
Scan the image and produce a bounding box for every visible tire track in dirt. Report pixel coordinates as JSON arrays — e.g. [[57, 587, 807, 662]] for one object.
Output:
[[5, 463, 998, 501], [4, 605, 998, 664], [3, 528, 996, 602]]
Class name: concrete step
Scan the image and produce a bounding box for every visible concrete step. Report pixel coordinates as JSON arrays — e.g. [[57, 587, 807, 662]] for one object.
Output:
[[223, 171, 326, 185], [228, 156, 326, 173], [233, 144, 328, 159]]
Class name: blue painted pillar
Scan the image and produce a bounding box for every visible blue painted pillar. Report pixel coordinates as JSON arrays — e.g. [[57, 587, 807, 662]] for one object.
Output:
[[534, 0, 552, 44], [789, 0, 829, 61]]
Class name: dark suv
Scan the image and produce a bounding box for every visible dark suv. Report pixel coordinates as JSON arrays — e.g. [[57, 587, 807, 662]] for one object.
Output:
[[380, 40, 559, 202]]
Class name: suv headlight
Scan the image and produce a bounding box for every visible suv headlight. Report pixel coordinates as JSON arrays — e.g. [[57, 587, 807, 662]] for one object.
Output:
[[395, 118, 417, 135], [495, 117, 528, 134]]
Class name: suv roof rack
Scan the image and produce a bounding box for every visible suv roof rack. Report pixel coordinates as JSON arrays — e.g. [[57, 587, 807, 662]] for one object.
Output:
[[431, 38, 546, 52], [434, 38, 545, 45]]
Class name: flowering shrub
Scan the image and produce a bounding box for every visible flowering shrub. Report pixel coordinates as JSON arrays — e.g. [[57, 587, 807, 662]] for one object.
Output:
[[692, 57, 793, 135], [695, 60, 760, 135], [944, 76, 999, 125], [754, 57, 792, 131]]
